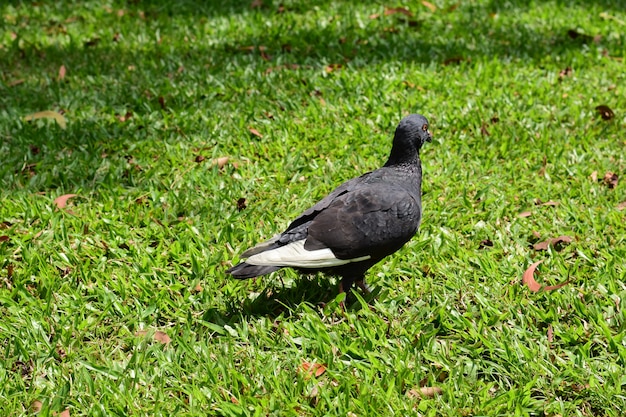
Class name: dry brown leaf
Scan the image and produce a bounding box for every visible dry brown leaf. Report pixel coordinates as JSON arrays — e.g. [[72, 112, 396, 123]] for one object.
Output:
[[212, 156, 230, 169], [543, 280, 571, 292], [369, 13, 380, 19], [0, 235, 9, 243], [237, 197, 247, 211], [31, 400, 43, 413], [590, 170, 598, 182], [194, 155, 205, 163], [518, 211, 532, 218], [558, 67, 572, 80], [325, 63, 343, 73], [9, 79, 25, 87], [300, 361, 326, 378], [617, 201, 626, 211], [478, 239, 493, 249], [595, 105, 615, 121], [522, 260, 543, 292], [522, 260, 570, 292], [193, 283, 203, 292], [54, 194, 78, 209], [24, 111, 67, 129], [384, 7, 413, 17], [7, 264, 13, 279], [407, 386, 443, 398], [443, 56, 465, 66], [603, 171, 618, 188], [117, 111, 132, 122], [421, 1, 437, 12], [57, 409, 70, 417], [248, 127, 263, 138], [547, 324, 553, 343], [533, 235, 572, 251], [58, 65, 66, 80], [540, 200, 560, 206], [154, 331, 171, 344], [480, 122, 490, 136]]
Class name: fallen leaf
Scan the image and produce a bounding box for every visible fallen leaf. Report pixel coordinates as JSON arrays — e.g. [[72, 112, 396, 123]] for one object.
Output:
[[522, 260, 570, 292], [558, 66, 572, 80], [443, 56, 465, 66], [7, 264, 13, 279], [518, 211, 532, 218], [117, 111, 132, 122], [194, 155, 205, 163], [547, 324, 553, 343], [248, 127, 263, 138], [384, 7, 413, 17], [325, 63, 343, 73], [540, 200, 560, 207], [595, 105, 614, 120], [369, 13, 380, 19], [154, 331, 171, 344], [193, 283, 203, 292], [533, 235, 572, 251], [532, 230, 541, 239], [543, 280, 571, 292], [9, 79, 25, 87], [24, 111, 67, 129], [58, 65, 66, 80], [590, 171, 598, 182], [300, 361, 326, 378], [31, 400, 43, 413], [54, 194, 78, 209], [480, 122, 490, 136], [522, 260, 543, 292], [158, 96, 166, 110], [478, 239, 493, 249], [421, 1, 437, 12], [603, 171, 618, 188], [237, 197, 247, 211], [214, 156, 229, 168], [0, 235, 9, 243], [448, 3, 459, 12], [617, 201, 626, 211], [407, 386, 443, 398]]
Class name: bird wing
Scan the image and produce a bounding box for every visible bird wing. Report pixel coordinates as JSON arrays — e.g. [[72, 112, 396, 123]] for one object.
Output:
[[305, 184, 422, 260]]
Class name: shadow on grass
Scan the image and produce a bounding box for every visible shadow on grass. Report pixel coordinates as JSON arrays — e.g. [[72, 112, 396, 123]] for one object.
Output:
[[203, 274, 374, 323], [1, 0, 622, 192]]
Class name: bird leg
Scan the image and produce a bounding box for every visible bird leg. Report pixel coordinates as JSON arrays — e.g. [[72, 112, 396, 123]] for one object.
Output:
[[355, 279, 372, 295]]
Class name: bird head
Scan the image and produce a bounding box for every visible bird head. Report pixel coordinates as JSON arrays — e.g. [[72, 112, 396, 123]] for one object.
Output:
[[394, 114, 432, 150]]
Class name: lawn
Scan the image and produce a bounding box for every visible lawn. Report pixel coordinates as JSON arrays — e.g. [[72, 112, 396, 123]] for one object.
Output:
[[1, 0, 625, 415]]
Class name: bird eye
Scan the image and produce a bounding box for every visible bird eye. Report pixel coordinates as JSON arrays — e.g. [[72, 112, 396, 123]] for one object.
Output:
[[422, 124, 428, 131]]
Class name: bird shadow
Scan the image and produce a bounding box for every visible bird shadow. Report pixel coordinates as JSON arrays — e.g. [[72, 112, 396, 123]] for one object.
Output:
[[201, 275, 377, 329]]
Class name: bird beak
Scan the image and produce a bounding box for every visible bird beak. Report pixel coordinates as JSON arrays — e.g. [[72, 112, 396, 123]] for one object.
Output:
[[426, 133, 433, 143]]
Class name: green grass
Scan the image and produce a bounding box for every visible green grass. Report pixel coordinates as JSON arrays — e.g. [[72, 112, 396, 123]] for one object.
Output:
[[1, 0, 626, 415]]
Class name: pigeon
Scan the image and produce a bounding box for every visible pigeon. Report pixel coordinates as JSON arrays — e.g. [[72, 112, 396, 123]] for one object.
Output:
[[227, 114, 432, 299]]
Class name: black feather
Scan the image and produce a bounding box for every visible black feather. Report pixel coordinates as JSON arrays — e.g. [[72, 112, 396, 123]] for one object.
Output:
[[226, 114, 432, 297]]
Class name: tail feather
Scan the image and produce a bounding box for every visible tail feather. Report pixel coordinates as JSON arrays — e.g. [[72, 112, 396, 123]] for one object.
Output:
[[226, 262, 282, 279]]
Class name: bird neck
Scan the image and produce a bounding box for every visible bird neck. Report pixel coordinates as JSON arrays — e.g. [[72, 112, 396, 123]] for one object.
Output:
[[383, 143, 420, 168]]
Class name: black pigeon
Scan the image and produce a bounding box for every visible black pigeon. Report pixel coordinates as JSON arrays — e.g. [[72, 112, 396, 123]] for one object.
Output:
[[227, 114, 432, 298]]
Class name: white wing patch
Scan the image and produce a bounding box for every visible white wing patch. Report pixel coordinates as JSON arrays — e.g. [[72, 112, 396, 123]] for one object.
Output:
[[245, 239, 370, 268]]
